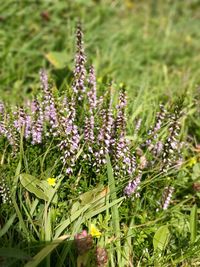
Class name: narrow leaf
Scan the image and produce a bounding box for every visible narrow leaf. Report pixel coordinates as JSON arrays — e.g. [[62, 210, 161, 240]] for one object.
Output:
[[24, 235, 69, 267], [54, 204, 90, 239], [190, 204, 197, 243], [85, 197, 124, 219], [0, 214, 16, 238], [106, 154, 122, 263]]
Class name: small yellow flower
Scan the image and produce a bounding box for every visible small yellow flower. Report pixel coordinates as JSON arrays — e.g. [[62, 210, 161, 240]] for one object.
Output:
[[90, 224, 101, 238], [188, 157, 197, 167], [47, 178, 56, 186]]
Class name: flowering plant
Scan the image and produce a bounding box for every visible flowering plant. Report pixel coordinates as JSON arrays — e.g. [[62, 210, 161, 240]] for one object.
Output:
[[0, 23, 186, 267]]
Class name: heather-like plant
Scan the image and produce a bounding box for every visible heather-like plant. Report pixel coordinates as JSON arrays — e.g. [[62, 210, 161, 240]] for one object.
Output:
[[0, 24, 189, 267]]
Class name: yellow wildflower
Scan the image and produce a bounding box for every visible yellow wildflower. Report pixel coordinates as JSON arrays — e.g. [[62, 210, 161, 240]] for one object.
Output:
[[47, 178, 56, 186], [90, 224, 101, 238], [188, 157, 197, 167]]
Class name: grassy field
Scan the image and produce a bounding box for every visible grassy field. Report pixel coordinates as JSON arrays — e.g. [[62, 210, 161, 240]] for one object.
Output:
[[0, 1, 200, 266]]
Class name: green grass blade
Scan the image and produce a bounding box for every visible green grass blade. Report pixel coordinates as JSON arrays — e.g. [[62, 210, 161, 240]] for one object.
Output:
[[0, 214, 16, 238], [44, 206, 52, 242], [106, 154, 122, 264], [122, 218, 134, 265], [85, 197, 124, 219], [30, 199, 39, 216], [54, 204, 90, 239], [190, 204, 197, 243], [12, 196, 30, 239], [24, 235, 70, 267]]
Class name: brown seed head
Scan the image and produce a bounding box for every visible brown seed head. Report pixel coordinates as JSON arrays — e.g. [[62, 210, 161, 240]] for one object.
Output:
[[74, 230, 93, 255], [96, 247, 108, 267]]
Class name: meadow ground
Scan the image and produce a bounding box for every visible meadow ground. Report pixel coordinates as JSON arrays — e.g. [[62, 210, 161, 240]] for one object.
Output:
[[0, 1, 200, 266]]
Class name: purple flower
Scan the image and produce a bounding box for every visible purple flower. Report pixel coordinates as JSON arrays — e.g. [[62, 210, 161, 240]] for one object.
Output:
[[84, 115, 95, 144], [31, 99, 44, 144], [40, 68, 48, 92], [40, 69, 59, 136], [161, 106, 181, 172], [24, 114, 32, 139], [124, 172, 142, 197], [162, 186, 174, 210], [88, 65, 97, 111], [111, 88, 135, 177], [3, 114, 18, 151], [94, 104, 114, 169], [0, 174, 11, 204], [145, 104, 167, 148], [59, 97, 80, 175], [13, 107, 26, 132], [0, 102, 4, 116], [135, 118, 142, 133], [115, 89, 127, 136], [153, 141, 163, 156], [72, 23, 87, 99], [13, 107, 33, 140]]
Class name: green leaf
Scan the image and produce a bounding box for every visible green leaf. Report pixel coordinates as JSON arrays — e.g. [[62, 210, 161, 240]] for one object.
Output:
[[190, 204, 197, 243], [71, 201, 81, 214], [40, 180, 58, 204], [15, 160, 22, 177], [153, 225, 170, 251], [192, 163, 200, 180], [122, 218, 134, 264], [71, 185, 109, 215], [79, 185, 104, 205], [55, 195, 124, 240], [106, 154, 122, 263], [30, 199, 39, 216], [12, 197, 30, 238], [45, 51, 68, 69], [20, 174, 49, 201], [24, 235, 69, 267], [0, 214, 16, 238], [44, 206, 52, 242], [54, 204, 90, 239], [85, 197, 124, 219]]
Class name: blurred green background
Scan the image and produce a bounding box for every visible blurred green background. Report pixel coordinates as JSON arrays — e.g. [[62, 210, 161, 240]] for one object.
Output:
[[0, 0, 200, 104]]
